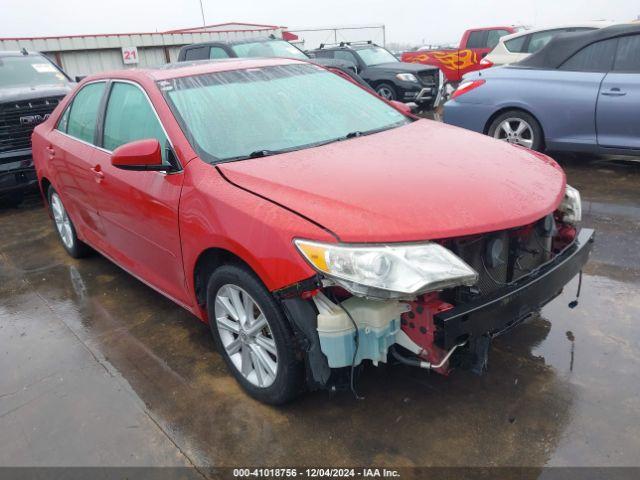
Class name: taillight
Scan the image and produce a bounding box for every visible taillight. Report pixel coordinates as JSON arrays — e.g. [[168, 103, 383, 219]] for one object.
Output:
[[451, 79, 486, 99], [479, 58, 494, 68]]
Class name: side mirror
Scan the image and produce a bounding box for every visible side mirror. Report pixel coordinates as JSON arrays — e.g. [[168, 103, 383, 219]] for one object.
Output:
[[111, 139, 166, 171], [389, 100, 412, 115]]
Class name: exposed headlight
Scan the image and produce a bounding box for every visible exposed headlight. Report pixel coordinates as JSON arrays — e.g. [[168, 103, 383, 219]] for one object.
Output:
[[294, 239, 478, 299], [559, 184, 582, 225], [396, 73, 418, 82]]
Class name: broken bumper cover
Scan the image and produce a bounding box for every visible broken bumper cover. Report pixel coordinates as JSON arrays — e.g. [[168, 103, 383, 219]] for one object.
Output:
[[434, 228, 595, 349]]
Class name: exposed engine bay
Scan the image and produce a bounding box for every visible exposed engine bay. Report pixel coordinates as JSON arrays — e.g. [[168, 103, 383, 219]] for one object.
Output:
[[279, 187, 594, 392]]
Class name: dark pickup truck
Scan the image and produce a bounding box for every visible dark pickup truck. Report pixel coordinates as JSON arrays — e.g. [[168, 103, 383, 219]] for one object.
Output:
[[0, 50, 73, 206]]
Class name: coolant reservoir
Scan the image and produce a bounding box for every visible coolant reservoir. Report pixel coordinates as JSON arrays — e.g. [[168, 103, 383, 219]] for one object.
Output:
[[314, 292, 408, 368]]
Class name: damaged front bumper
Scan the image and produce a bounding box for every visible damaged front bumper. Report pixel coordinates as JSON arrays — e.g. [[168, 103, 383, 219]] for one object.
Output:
[[281, 228, 594, 390], [435, 228, 595, 350]]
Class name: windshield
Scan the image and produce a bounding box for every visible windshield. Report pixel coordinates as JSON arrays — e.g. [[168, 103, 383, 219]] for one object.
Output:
[[231, 40, 308, 60], [357, 47, 399, 66], [0, 55, 68, 88], [160, 64, 409, 162]]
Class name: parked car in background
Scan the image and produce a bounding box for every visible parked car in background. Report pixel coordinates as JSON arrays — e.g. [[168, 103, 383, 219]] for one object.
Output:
[[444, 24, 640, 154], [401, 26, 519, 83], [308, 42, 442, 108], [483, 22, 610, 67], [0, 50, 72, 206], [32, 57, 592, 404], [177, 37, 372, 90]]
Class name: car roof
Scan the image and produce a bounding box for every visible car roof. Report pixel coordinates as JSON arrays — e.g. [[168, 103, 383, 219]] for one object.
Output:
[[498, 21, 613, 43], [80, 57, 307, 83], [517, 23, 640, 69]]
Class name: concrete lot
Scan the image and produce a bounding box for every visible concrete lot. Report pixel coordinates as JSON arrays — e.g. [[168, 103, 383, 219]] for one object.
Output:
[[1, 154, 639, 470]]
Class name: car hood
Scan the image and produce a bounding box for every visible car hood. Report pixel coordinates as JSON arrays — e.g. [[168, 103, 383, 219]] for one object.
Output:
[[0, 83, 73, 103], [371, 62, 439, 74], [218, 120, 566, 243]]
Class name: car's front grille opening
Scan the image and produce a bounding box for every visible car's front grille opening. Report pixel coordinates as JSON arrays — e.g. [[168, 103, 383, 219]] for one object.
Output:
[[0, 96, 64, 154]]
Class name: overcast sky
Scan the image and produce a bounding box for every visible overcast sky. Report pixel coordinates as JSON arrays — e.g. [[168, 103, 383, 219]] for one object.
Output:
[[2, 0, 638, 45]]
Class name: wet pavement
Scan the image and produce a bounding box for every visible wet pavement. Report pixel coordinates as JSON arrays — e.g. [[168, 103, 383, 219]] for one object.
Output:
[[1, 155, 639, 470]]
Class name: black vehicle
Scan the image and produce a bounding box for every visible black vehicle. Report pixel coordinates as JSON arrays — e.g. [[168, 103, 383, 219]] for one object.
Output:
[[308, 41, 442, 107], [0, 50, 73, 206], [177, 37, 372, 90]]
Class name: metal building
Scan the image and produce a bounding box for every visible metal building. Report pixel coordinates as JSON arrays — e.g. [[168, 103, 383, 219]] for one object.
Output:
[[0, 22, 286, 78]]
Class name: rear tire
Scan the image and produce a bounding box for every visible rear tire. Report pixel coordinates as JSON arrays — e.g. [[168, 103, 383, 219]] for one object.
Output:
[[488, 110, 544, 151], [206, 264, 304, 405], [47, 186, 90, 258]]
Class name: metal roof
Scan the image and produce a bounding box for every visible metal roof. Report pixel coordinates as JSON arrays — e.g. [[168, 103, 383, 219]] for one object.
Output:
[[0, 23, 286, 53]]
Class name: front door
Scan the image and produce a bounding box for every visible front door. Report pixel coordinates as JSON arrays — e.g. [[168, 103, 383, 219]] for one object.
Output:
[[596, 35, 640, 150], [91, 81, 188, 305]]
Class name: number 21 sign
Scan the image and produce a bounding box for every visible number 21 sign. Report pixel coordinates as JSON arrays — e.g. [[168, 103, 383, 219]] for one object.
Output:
[[122, 47, 139, 65]]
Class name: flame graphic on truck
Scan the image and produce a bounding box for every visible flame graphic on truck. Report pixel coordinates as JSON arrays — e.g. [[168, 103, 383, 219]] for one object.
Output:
[[403, 49, 480, 81]]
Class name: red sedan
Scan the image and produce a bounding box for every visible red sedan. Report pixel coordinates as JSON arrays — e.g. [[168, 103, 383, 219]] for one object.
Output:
[[32, 58, 593, 404]]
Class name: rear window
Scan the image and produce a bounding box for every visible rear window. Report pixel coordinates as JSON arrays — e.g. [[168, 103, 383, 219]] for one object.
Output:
[[505, 35, 527, 53], [66, 82, 106, 144]]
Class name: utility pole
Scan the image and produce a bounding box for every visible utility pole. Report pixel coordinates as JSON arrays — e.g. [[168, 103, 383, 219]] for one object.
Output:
[[198, 0, 206, 27]]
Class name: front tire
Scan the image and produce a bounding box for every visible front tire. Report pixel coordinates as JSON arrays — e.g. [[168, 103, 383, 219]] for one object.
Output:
[[488, 110, 544, 151], [48, 186, 90, 258], [206, 264, 304, 404], [375, 82, 397, 101]]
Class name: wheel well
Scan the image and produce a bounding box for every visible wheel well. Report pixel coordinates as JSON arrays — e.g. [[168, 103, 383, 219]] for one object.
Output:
[[193, 248, 252, 307], [41, 177, 52, 203], [483, 107, 546, 147]]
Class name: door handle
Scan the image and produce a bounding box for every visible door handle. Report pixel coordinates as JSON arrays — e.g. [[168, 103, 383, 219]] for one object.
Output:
[[601, 88, 626, 97], [90, 165, 104, 183], [46, 145, 55, 159]]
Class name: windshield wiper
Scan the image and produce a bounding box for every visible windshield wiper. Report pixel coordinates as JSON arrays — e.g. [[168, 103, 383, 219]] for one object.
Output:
[[220, 122, 408, 163], [248, 149, 277, 158]]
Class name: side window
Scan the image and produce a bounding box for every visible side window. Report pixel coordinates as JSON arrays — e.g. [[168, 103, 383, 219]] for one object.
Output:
[[334, 50, 358, 64], [560, 38, 618, 72], [102, 82, 170, 165], [57, 104, 71, 133], [505, 35, 527, 53], [613, 35, 640, 73], [526, 30, 559, 53], [487, 30, 512, 50], [466, 31, 487, 49], [66, 82, 106, 144], [184, 47, 208, 61], [313, 50, 334, 59], [209, 47, 230, 59]]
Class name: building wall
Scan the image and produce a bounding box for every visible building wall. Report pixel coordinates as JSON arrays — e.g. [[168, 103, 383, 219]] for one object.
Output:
[[0, 24, 284, 78]]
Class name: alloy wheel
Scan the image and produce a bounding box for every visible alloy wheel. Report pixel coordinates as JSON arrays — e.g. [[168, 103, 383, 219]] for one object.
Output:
[[493, 117, 534, 149], [50, 192, 74, 250], [377, 86, 394, 100], [214, 284, 279, 388]]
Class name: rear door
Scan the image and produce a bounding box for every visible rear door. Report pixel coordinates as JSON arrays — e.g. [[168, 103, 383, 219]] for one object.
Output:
[[90, 81, 187, 304], [545, 38, 618, 147], [53, 81, 108, 242], [596, 35, 640, 149]]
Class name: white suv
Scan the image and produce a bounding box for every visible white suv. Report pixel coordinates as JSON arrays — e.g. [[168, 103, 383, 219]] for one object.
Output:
[[483, 22, 611, 66]]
